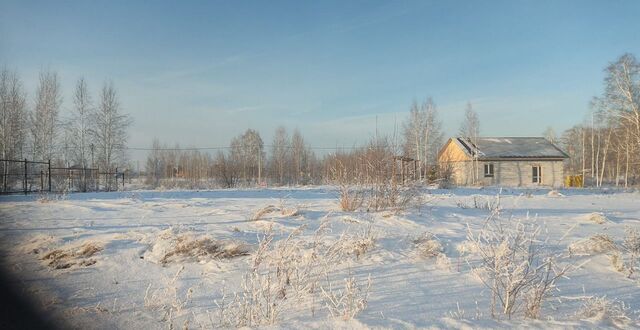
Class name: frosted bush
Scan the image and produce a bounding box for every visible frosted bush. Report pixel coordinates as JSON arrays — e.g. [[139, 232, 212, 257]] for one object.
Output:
[[568, 234, 618, 255], [413, 232, 444, 258], [576, 296, 631, 328]]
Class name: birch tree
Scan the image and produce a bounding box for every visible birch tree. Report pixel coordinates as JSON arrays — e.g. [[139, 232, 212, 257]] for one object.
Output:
[[423, 98, 444, 174], [459, 102, 480, 183], [402, 98, 443, 179], [290, 129, 309, 185], [31, 70, 62, 162], [543, 127, 557, 144], [92, 81, 131, 171], [270, 126, 289, 185], [230, 129, 264, 184], [604, 53, 640, 149], [0, 68, 28, 191], [68, 78, 93, 168], [0, 68, 27, 160], [402, 100, 425, 164]]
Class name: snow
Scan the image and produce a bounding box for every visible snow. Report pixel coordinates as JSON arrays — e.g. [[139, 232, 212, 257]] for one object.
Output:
[[1, 187, 639, 328]]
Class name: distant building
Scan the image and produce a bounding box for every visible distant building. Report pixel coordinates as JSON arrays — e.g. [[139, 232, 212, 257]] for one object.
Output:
[[438, 137, 569, 187]]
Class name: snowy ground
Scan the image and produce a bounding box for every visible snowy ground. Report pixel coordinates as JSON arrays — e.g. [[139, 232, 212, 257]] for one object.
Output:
[[1, 187, 639, 329]]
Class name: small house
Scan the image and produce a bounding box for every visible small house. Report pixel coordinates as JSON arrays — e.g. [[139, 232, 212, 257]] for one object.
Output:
[[438, 137, 568, 187]]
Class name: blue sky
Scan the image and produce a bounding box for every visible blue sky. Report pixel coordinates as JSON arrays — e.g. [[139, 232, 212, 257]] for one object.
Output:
[[2, 0, 640, 160]]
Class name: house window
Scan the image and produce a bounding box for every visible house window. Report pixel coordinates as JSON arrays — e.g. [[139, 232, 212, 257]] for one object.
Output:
[[484, 164, 494, 177], [532, 165, 542, 183]]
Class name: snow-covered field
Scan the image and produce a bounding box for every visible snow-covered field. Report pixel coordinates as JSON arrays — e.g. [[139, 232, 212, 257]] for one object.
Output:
[[1, 187, 639, 329]]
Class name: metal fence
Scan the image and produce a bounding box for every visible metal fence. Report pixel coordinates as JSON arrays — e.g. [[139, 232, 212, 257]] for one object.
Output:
[[1, 159, 125, 194]]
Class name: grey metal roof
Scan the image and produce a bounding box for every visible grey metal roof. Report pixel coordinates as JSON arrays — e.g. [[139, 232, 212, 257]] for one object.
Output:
[[455, 137, 568, 159]]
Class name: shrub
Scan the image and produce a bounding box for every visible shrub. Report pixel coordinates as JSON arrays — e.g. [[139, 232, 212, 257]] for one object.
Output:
[[338, 184, 365, 212], [576, 296, 631, 328], [320, 273, 372, 320], [467, 215, 571, 319]]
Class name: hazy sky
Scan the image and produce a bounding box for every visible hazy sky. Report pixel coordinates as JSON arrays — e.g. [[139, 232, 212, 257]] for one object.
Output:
[[2, 0, 640, 161]]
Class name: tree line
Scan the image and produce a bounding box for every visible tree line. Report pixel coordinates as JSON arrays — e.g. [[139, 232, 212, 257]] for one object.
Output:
[[143, 98, 473, 188], [560, 53, 640, 187], [144, 127, 322, 188], [0, 68, 131, 171]]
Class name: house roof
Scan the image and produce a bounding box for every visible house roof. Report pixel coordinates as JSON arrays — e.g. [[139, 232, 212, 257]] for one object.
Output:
[[453, 137, 569, 160]]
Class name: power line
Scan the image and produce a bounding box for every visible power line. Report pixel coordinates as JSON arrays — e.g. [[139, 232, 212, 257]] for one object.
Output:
[[18, 144, 398, 152]]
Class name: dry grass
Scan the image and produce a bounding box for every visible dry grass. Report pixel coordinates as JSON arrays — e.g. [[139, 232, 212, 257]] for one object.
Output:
[[456, 195, 501, 212], [610, 252, 625, 272], [145, 229, 250, 265], [320, 273, 372, 320], [41, 241, 104, 270], [413, 232, 444, 258], [252, 204, 300, 221], [568, 234, 618, 255], [160, 237, 249, 265], [547, 190, 564, 197], [338, 185, 365, 212], [586, 212, 608, 224], [330, 226, 377, 259], [576, 296, 632, 328], [214, 219, 376, 327]]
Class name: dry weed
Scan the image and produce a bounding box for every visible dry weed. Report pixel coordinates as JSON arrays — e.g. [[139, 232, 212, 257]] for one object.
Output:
[[586, 212, 608, 224], [338, 185, 365, 212], [41, 241, 103, 270], [321, 272, 372, 320], [576, 296, 632, 328], [252, 204, 300, 221], [145, 229, 250, 265], [467, 214, 572, 319], [413, 232, 444, 258], [568, 234, 618, 255]]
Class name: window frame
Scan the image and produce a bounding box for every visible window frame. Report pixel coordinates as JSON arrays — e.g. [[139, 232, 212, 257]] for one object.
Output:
[[532, 165, 542, 183], [484, 163, 494, 178]]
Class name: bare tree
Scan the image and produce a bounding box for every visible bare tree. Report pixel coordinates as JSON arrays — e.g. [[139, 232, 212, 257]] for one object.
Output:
[[423, 99, 444, 178], [230, 129, 264, 185], [270, 126, 289, 185], [604, 54, 640, 149], [0, 68, 27, 160], [459, 102, 480, 184], [144, 138, 163, 187], [290, 129, 311, 185], [214, 150, 238, 188], [31, 70, 62, 162], [92, 81, 131, 172], [402, 100, 425, 166], [0, 68, 28, 191], [402, 98, 443, 180], [543, 126, 557, 144], [68, 78, 93, 168]]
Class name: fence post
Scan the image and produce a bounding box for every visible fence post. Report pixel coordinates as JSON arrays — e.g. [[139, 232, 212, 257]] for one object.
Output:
[[24, 158, 27, 195], [40, 170, 44, 191], [48, 160, 51, 192], [3, 159, 6, 193], [122, 172, 125, 190]]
